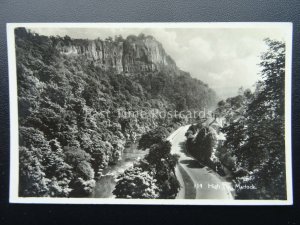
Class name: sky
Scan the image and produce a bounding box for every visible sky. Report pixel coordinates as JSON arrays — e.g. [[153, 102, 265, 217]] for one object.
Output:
[[29, 25, 289, 98]]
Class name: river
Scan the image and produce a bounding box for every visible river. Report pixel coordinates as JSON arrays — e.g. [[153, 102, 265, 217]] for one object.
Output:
[[90, 143, 148, 198]]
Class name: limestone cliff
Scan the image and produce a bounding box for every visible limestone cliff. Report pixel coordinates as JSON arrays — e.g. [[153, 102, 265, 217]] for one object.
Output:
[[55, 33, 177, 74]]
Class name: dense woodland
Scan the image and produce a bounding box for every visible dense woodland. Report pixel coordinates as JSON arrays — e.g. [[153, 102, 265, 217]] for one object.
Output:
[[15, 28, 217, 197], [15, 27, 286, 200], [185, 39, 287, 200]]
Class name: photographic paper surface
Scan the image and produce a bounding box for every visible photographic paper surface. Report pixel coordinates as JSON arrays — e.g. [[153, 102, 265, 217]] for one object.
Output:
[[7, 23, 293, 204]]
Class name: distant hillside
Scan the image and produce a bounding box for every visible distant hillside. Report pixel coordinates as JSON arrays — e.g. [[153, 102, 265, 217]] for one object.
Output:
[[15, 27, 217, 197]]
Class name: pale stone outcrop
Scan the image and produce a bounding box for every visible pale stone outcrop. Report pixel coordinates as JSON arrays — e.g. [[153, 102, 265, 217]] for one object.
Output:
[[55, 34, 177, 74]]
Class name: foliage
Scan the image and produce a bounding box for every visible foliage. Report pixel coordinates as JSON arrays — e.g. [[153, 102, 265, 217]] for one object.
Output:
[[138, 126, 170, 149], [19, 127, 72, 197], [15, 27, 216, 197], [113, 167, 159, 199], [215, 39, 286, 199], [185, 123, 217, 163], [114, 140, 180, 199]]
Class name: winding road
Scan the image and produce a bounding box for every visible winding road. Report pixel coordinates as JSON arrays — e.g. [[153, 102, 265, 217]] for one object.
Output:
[[168, 125, 234, 199]]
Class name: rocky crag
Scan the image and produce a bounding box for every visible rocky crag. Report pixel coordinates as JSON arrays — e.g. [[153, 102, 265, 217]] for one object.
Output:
[[55, 33, 177, 74]]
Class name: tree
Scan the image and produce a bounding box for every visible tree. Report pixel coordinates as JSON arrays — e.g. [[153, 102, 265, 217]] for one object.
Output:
[[19, 146, 50, 196], [113, 167, 159, 199], [138, 126, 170, 150], [145, 141, 181, 199], [237, 39, 286, 199], [19, 127, 72, 197], [186, 122, 217, 164], [219, 39, 286, 199], [114, 141, 180, 199]]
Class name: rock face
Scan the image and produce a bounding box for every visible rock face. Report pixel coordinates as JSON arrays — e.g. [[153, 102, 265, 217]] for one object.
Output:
[[55, 34, 177, 74]]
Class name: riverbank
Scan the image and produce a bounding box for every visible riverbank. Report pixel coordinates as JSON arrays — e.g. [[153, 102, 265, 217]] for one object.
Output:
[[90, 144, 148, 198]]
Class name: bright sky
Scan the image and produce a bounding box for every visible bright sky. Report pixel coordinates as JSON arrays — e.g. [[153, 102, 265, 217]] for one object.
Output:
[[30, 25, 289, 98]]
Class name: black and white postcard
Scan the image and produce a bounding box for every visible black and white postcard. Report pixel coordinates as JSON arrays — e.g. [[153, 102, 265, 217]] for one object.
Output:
[[7, 23, 293, 205]]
